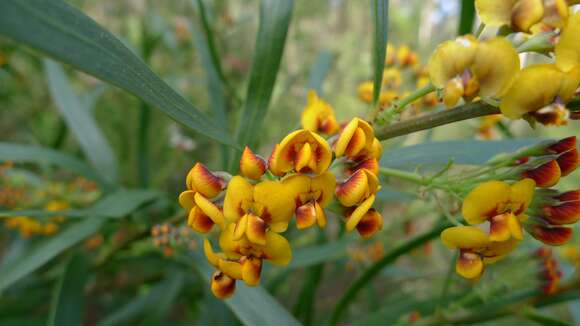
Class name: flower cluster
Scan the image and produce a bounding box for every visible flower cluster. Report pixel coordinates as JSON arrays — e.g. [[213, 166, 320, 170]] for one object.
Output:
[[427, 6, 580, 126], [441, 137, 579, 280], [179, 93, 384, 298], [5, 201, 69, 237]]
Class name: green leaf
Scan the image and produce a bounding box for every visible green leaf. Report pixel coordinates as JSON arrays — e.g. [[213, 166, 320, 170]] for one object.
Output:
[[381, 139, 540, 169], [307, 51, 333, 95], [458, 0, 476, 35], [0, 0, 233, 146], [48, 254, 88, 326], [0, 218, 103, 293], [0, 142, 110, 189], [191, 252, 300, 326], [288, 235, 354, 269], [44, 59, 119, 184], [0, 189, 159, 219], [98, 273, 184, 326], [232, 0, 294, 161], [523, 308, 573, 326], [371, 0, 389, 108]]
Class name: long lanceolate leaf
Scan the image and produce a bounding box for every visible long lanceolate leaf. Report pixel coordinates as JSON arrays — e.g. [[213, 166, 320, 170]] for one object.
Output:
[[0, 0, 234, 146], [232, 0, 294, 168], [371, 0, 389, 109], [44, 60, 119, 185], [48, 255, 88, 326], [0, 142, 111, 189], [0, 218, 103, 293]]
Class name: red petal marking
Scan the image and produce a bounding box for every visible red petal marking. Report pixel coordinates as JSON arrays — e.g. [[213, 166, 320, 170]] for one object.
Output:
[[523, 160, 561, 188]]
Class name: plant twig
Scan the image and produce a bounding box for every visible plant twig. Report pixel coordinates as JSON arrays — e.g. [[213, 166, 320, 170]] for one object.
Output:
[[374, 101, 500, 141]]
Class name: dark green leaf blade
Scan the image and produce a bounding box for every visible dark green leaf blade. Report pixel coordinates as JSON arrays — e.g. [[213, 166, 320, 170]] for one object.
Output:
[[233, 0, 294, 157], [458, 0, 476, 35], [48, 255, 88, 326], [44, 59, 119, 184], [372, 0, 389, 108], [0, 218, 103, 293], [0, 142, 110, 189], [0, 0, 233, 146]]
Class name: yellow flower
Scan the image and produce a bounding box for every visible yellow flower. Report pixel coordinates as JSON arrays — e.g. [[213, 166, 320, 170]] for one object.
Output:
[[269, 129, 332, 176], [204, 224, 292, 297], [462, 179, 535, 242], [301, 90, 339, 135], [555, 11, 580, 73], [282, 172, 336, 229], [428, 36, 520, 108], [382, 68, 403, 88], [239, 146, 266, 180], [179, 163, 225, 233], [223, 176, 295, 244], [357, 81, 399, 106], [441, 226, 519, 279], [475, 0, 569, 33], [385, 43, 396, 66], [334, 118, 382, 159], [336, 168, 380, 207], [396, 45, 419, 67], [499, 64, 580, 124]]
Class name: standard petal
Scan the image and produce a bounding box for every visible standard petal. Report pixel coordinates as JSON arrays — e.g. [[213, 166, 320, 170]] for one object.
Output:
[[254, 180, 296, 228], [462, 181, 510, 225], [509, 178, 536, 214], [223, 176, 254, 222], [556, 11, 580, 72], [428, 36, 477, 88], [311, 172, 337, 207], [475, 0, 519, 26], [472, 37, 520, 97]]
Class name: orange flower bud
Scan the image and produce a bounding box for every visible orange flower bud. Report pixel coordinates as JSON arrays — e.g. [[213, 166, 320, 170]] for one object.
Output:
[[186, 163, 224, 198], [211, 272, 236, 299], [240, 147, 266, 180]]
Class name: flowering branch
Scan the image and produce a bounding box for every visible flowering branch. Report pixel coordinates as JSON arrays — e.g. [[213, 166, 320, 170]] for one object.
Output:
[[374, 101, 500, 141]]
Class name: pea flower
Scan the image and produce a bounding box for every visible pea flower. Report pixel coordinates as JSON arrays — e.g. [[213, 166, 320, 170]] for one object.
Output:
[[282, 172, 336, 229], [428, 36, 520, 108], [239, 146, 267, 180], [527, 189, 580, 245], [396, 45, 419, 67], [521, 136, 578, 187], [223, 176, 295, 245], [301, 90, 339, 135], [357, 81, 399, 106], [441, 226, 519, 279], [178, 163, 225, 233], [462, 179, 536, 242], [334, 118, 382, 160], [269, 129, 332, 176], [475, 0, 569, 33]]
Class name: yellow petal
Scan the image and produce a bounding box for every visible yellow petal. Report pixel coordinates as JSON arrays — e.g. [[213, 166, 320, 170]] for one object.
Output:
[[246, 214, 267, 246], [187, 163, 223, 198], [309, 131, 333, 174], [219, 224, 244, 259], [233, 214, 249, 241], [223, 176, 254, 223], [356, 209, 383, 238], [241, 256, 262, 286], [357, 81, 374, 103], [262, 231, 292, 266], [440, 226, 490, 249], [472, 37, 520, 97], [475, 0, 519, 27], [178, 190, 197, 211], [267, 144, 285, 177], [509, 178, 536, 214], [194, 193, 224, 227], [295, 202, 317, 230], [428, 36, 478, 88], [295, 142, 313, 173], [345, 195, 375, 232], [489, 213, 514, 242], [254, 180, 295, 230], [311, 172, 337, 207], [443, 78, 464, 107], [219, 259, 243, 280], [211, 272, 236, 299], [240, 146, 266, 180], [457, 251, 484, 279], [204, 238, 221, 268], [315, 201, 327, 228], [336, 169, 370, 207], [462, 181, 511, 225], [511, 0, 544, 32], [188, 206, 215, 233], [481, 238, 520, 258], [335, 118, 359, 158]]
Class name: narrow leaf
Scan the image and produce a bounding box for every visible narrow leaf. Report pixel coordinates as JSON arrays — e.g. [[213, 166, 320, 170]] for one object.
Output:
[[458, 0, 476, 35], [233, 0, 294, 161], [44, 59, 119, 184], [48, 255, 88, 326], [371, 0, 389, 108], [0, 189, 159, 219], [0, 0, 233, 146], [0, 142, 110, 189], [0, 218, 103, 293]]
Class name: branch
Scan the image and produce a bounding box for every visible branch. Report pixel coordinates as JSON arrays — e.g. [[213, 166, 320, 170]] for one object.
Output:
[[374, 101, 500, 141]]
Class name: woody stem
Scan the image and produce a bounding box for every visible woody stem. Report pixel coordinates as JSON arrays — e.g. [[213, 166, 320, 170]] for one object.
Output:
[[374, 101, 500, 141]]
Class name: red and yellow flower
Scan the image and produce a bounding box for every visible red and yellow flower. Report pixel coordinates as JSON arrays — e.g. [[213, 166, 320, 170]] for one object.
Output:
[[269, 129, 332, 176], [282, 172, 336, 229], [301, 90, 339, 135]]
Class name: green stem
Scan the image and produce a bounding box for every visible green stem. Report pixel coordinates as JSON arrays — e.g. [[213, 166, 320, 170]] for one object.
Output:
[[327, 220, 451, 325], [379, 167, 426, 185], [374, 101, 500, 141]]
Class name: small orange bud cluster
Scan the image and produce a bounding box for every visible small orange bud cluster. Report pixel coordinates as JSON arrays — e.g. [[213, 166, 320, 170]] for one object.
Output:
[[535, 248, 562, 295], [151, 223, 196, 255], [4, 200, 69, 237], [180, 94, 385, 299]]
